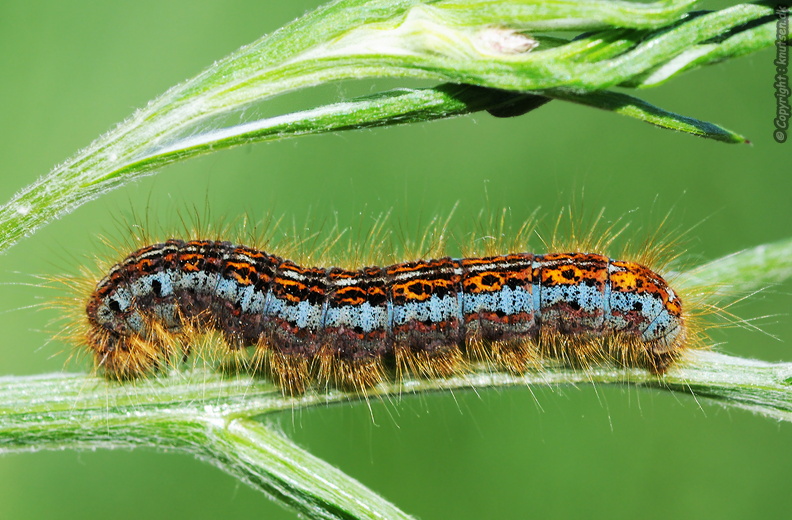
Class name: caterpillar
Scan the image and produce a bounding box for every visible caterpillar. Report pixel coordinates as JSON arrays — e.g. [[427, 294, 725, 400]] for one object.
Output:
[[80, 237, 687, 394]]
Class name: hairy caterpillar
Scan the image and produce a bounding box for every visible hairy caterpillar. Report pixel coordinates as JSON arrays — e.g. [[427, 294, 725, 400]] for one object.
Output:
[[78, 236, 688, 394]]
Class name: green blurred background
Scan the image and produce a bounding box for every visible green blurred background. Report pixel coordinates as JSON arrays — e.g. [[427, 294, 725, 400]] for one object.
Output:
[[0, 1, 790, 518]]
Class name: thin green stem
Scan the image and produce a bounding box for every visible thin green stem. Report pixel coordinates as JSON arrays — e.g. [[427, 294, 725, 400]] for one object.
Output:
[[677, 237, 792, 296], [206, 419, 414, 520], [546, 89, 747, 143], [0, 1, 783, 253]]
